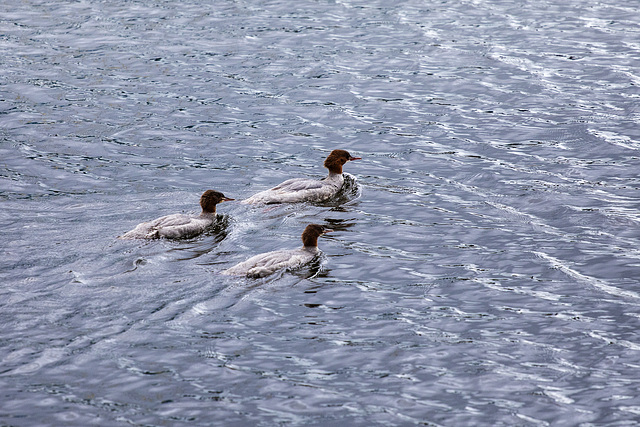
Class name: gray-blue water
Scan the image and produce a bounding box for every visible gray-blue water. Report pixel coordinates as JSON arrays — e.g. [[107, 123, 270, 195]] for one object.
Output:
[[2, 0, 640, 425]]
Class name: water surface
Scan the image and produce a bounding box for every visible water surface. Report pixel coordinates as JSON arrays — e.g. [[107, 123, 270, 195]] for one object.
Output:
[[2, 0, 640, 425]]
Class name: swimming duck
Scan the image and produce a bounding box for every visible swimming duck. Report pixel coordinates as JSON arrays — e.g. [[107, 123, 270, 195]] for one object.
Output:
[[120, 190, 234, 239], [222, 224, 332, 278], [242, 149, 360, 204]]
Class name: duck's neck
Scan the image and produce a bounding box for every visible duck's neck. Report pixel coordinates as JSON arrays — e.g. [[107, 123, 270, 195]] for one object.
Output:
[[302, 235, 319, 248], [200, 209, 217, 218], [326, 164, 343, 175], [325, 170, 344, 181]]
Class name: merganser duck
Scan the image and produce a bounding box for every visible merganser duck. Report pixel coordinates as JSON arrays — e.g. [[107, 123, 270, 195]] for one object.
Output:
[[242, 149, 361, 204], [120, 190, 234, 239], [222, 224, 332, 278]]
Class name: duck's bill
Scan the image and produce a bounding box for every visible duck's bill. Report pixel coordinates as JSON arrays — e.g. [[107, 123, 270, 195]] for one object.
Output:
[[349, 157, 362, 161]]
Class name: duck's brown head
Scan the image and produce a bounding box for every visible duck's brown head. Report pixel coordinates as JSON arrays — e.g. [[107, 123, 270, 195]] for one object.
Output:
[[323, 149, 361, 174], [200, 190, 234, 213], [301, 224, 333, 247]]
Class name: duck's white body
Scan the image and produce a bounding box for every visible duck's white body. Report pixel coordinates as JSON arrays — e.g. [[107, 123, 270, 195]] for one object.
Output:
[[242, 149, 360, 205], [222, 224, 331, 278], [120, 190, 233, 240], [120, 213, 216, 240], [222, 247, 320, 278], [242, 173, 344, 205]]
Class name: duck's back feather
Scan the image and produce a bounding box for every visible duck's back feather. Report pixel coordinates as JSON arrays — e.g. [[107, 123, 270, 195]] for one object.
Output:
[[121, 213, 212, 239], [223, 248, 319, 277], [243, 175, 344, 204]]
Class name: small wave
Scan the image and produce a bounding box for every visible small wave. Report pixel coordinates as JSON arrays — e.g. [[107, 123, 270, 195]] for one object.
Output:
[[533, 251, 640, 302], [588, 129, 640, 150]]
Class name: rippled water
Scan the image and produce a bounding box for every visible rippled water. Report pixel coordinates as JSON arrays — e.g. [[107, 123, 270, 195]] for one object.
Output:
[[2, 0, 640, 425]]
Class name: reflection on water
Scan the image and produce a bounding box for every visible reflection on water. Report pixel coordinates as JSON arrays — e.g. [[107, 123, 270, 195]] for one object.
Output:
[[2, 0, 640, 425]]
